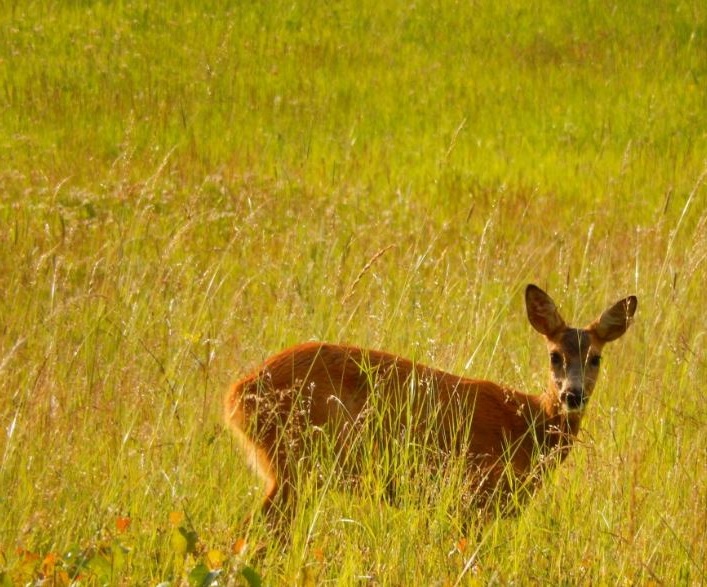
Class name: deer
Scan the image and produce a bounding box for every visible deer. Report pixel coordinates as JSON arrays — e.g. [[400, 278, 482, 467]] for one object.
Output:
[[224, 284, 637, 525]]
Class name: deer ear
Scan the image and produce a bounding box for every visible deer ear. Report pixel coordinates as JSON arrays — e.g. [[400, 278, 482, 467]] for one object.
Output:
[[590, 296, 638, 342], [525, 284, 566, 337]]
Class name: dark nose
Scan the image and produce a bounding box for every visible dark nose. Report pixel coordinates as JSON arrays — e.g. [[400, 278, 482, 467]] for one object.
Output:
[[565, 388, 584, 410]]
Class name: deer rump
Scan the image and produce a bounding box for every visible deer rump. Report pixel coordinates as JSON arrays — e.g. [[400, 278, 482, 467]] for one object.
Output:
[[227, 342, 566, 516]]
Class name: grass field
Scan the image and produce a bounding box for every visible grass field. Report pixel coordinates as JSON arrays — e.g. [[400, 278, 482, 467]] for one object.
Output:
[[1, 1, 706, 584]]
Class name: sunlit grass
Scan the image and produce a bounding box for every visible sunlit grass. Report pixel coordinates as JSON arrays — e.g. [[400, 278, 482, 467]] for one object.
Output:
[[1, 0, 706, 584]]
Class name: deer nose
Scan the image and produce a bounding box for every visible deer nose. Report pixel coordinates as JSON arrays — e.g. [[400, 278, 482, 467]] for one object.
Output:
[[564, 388, 584, 410]]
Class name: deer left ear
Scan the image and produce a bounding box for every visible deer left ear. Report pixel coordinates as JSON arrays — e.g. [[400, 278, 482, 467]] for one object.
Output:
[[590, 296, 638, 342], [525, 284, 566, 337]]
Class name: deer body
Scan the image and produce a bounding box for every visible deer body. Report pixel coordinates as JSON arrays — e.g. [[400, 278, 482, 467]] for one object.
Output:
[[225, 285, 637, 519]]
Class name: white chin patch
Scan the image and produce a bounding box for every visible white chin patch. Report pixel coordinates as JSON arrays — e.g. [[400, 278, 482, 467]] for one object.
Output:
[[562, 401, 586, 414]]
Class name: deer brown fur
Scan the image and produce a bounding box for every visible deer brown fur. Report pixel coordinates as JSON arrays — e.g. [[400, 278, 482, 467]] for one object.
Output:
[[224, 284, 637, 521]]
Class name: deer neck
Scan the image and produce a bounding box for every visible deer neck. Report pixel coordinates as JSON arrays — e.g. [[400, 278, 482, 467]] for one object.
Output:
[[537, 388, 584, 458]]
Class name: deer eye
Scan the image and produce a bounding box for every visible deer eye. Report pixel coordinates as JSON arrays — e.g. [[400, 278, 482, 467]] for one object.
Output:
[[589, 355, 602, 368], [549, 352, 563, 367]]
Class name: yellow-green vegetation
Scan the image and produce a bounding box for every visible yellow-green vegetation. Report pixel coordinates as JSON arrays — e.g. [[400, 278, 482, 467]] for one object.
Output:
[[1, 0, 705, 584]]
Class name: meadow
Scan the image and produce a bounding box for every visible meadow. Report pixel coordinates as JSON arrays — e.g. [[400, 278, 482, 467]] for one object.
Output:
[[0, 0, 706, 584]]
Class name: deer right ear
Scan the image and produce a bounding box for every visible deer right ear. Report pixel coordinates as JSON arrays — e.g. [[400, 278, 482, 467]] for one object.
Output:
[[591, 295, 638, 342], [525, 284, 566, 337]]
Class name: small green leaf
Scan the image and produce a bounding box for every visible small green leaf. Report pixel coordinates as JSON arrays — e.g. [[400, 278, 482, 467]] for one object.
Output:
[[241, 565, 263, 587], [0, 571, 13, 587], [87, 552, 113, 582], [188, 562, 221, 587], [111, 539, 129, 571], [171, 526, 198, 555]]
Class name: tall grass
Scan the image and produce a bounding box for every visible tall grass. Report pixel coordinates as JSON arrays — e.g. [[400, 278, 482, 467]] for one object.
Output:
[[1, 0, 706, 584]]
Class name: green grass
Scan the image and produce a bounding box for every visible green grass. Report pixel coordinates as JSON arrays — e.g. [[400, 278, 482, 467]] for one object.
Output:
[[1, 0, 706, 584]]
